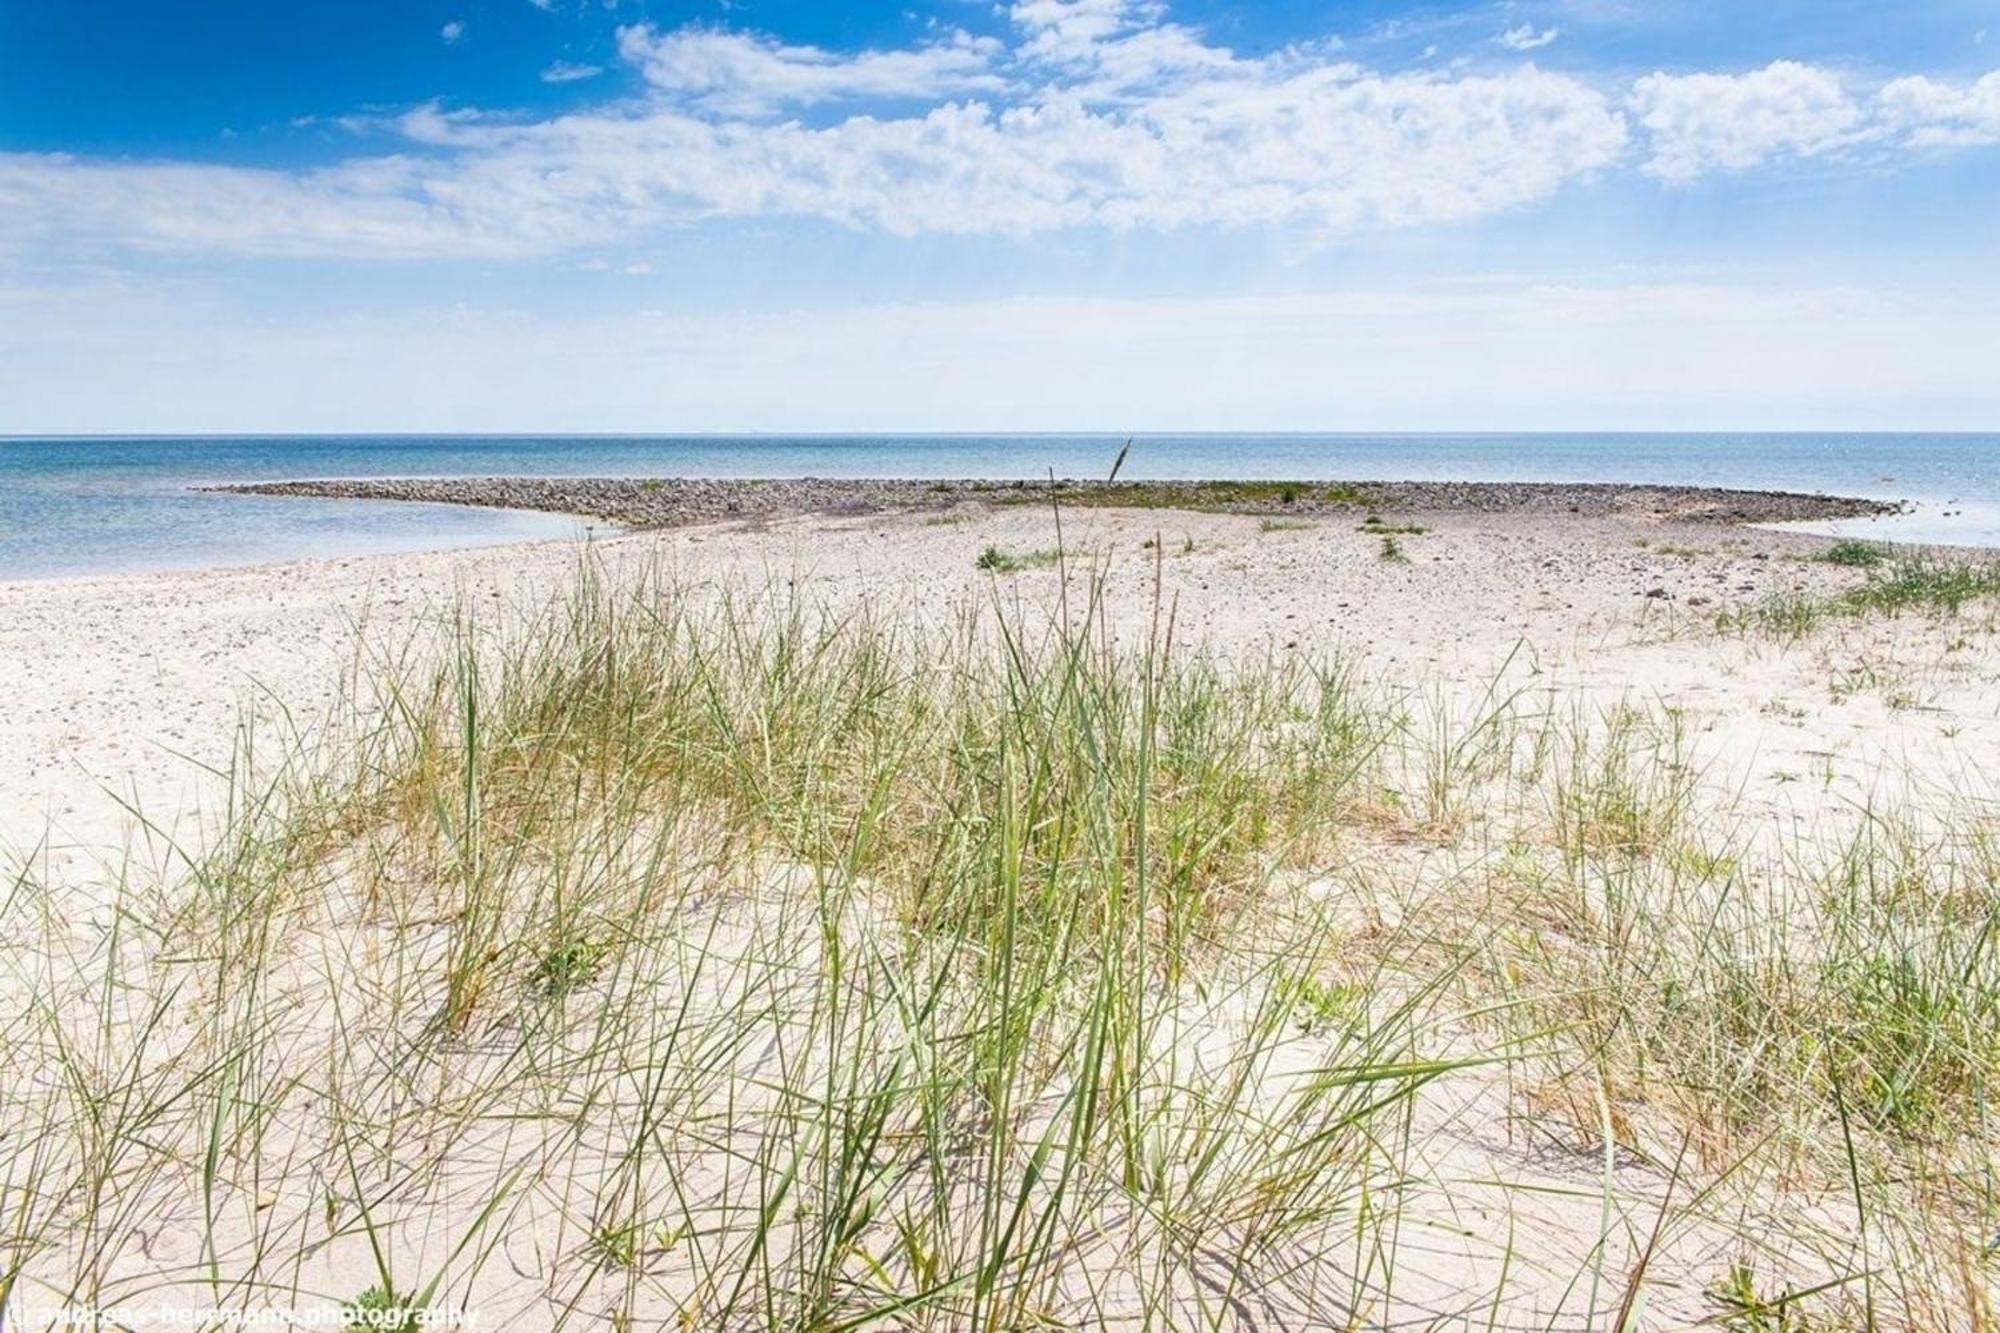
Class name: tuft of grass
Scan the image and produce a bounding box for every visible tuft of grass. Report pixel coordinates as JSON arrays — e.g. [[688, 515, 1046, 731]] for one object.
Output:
[[1360, 514, 1429, 536], [1816, 538, 1890, 568], [1721, 554, 2000, 636], [1378, 535, 1410, 563], [1848, 555, 2000, 614], [974, 544, 1063, 572], [1259, 517, 1315, 533]]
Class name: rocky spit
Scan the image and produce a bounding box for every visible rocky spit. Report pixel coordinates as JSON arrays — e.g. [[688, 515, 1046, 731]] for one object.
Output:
[[206, 476, 1899, 530]]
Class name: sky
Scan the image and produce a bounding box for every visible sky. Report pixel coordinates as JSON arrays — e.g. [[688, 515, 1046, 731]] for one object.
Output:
[[1, 0, 1997, 433]]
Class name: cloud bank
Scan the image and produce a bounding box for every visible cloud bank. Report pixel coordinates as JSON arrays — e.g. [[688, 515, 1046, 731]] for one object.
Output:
[[0, 1, 1995, 262]]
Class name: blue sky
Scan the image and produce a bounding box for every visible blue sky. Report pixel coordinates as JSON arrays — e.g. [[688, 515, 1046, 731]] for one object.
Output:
[[2, 0, 1997, 432]]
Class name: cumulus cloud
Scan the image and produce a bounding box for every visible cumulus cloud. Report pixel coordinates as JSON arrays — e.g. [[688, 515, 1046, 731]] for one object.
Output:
[[1875, 70, 2000, 147], [1631, 60, 1866, 180], [1632, 60, 2000, 180], [614, 24, 1005, 114], [1497, 25, 1559, 52], [371, 65, 1626, 244], [1007, 0, 1243, 90], [1, 5, 1997, 261], [1009, 0, 1148, 65], [0, 16, 1628, 258], [440, 20, 466, 45]]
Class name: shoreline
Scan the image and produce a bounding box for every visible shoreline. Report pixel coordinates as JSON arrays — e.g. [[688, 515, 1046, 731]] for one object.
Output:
[[205, 475, 1900, 530]]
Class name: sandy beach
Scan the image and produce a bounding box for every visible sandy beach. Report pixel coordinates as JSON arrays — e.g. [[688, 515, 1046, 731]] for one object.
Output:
[[5, 487, 1986, 860], [5, 489, 1999, 1328], [20, 0, 2000, 1320]]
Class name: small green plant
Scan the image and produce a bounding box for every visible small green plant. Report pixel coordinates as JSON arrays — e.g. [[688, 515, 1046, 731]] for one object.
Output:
[[1279, 484, 1301, 505], [1378, 535, 1409, 563], [592, 1220, 642, 1271], [1817, 538, 1889, 568], [345, 1285, 422, 1333], [976, 545, 1063, 573], [1359, 515, 1428, 536], [530, 937, 605, 999], [1260, 518, 1314, 533], [1707, 1260, 1820, 1330], [1281, 972, 1366, 1035]]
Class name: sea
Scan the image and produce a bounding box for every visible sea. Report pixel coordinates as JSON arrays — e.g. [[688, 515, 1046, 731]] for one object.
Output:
[[2, 433, 1996, 580]]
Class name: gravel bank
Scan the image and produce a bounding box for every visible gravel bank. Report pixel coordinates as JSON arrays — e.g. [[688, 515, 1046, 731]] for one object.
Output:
[[206, 476, 1897, 529]]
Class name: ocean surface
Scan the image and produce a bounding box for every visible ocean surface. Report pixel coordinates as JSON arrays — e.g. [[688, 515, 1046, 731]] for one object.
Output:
[[3, 433, 1997, 580]]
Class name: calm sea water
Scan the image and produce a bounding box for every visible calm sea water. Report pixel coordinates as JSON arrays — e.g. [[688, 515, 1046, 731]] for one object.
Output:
[[3, 434, 1997, 580]]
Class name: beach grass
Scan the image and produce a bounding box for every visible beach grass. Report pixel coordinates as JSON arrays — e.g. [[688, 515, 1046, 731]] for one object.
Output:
[[973, 543, 1065, 572], [4, 550, 1998, 1327], [1721, 552, 2000, 637], [1818, 538, 1892, 568]]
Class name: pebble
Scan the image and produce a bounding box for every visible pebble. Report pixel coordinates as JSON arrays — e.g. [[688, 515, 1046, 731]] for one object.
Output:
[[202, 477, 1899, 530]]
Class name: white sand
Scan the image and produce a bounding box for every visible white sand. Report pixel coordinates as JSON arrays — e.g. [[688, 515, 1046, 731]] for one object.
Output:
[[6, 501, 1995, 864], [5, 500, 2000, 1327]]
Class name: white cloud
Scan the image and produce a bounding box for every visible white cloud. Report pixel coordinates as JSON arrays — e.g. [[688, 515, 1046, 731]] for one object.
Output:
[[1009, 0, 1148, 66], [1, 4, 1997, 262], [413, 63, 1625, 239], [441, 20, 466, 45], [0, 153, 495, 259], [539, 60, 604, 84], [614, 24, 1005, 114], [1875, 70, 2000, 147], [1006, 0, 1241, 91], [1632, 61, 2000, 181], [1497, 25, 1559, 52], [0, 56, 1627, 257], [1630, 60, 1864, 180]]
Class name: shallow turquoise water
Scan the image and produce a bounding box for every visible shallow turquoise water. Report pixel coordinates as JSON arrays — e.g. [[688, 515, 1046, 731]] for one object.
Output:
[[3, 433, 1996, 579]]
